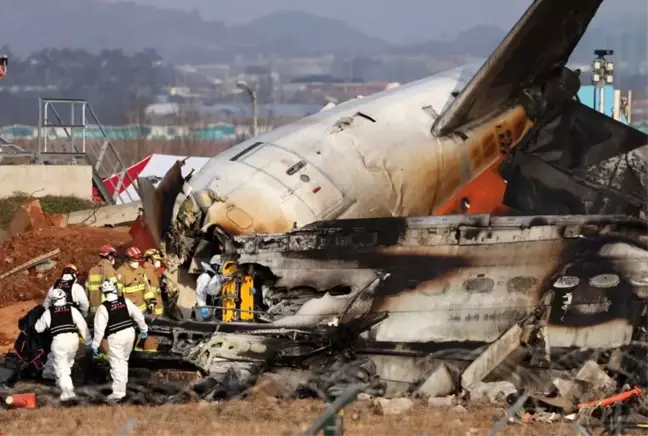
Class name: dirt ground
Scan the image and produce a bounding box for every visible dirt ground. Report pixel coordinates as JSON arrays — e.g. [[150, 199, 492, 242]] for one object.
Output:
[[0, 399, 578, 436], [0, 226, 131, 307]]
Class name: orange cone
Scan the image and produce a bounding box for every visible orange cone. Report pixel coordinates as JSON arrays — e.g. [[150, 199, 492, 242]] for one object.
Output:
[[5, 392, 36, 409]]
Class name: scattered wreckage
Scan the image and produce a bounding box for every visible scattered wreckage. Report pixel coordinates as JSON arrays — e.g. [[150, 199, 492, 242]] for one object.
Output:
[[122, 0, 648, 419], [2, 214, 648, 428], [149, 214, 648, 395], [2, 2, 648, 430]]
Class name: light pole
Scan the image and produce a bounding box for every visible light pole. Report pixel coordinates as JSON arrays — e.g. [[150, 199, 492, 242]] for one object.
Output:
[[591, 49, 614, 115], [237, 81, 258, 137]]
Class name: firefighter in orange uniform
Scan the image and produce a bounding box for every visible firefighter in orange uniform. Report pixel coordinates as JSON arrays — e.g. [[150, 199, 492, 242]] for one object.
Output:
[[142, 249, 165, 316], [115, 247, 149, 313], [86, 245, 121, 315]]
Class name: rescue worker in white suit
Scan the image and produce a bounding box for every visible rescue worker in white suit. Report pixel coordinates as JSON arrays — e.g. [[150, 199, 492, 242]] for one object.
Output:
[[194, 255, 223, 321], [43, 265, 89, 316], [41, 265, 90, 381], [91, 279, 148, 401], [35, 289, 91, 401]]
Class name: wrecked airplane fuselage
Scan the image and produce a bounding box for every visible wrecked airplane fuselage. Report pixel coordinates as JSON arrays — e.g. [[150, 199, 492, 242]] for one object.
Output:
[[163, 214, 648, 357], [124, 213, 648, 399]]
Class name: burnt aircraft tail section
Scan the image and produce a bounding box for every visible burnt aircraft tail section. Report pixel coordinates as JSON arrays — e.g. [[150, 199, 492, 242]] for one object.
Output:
[[524, 100, 648, 169], [502, 101, 648, 216], [433, 0, 603, 136]]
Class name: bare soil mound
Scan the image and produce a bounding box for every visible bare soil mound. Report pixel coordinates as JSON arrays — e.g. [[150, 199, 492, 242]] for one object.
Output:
[[0, 225, 131, 307]]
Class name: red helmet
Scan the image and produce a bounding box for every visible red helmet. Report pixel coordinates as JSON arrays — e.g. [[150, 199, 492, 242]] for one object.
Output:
[[99, 245, 118, 258], [125, 246, 142, 261]]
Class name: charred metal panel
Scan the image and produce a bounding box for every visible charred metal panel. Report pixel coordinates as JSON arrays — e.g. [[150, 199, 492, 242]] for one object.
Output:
[[458, 225, 561, 245], [138, 161, 186, 247], [461, 323, 523, 389], [229, 214, 647, 346], [547, 320, 633, 348], [502, 109, 647, 217]]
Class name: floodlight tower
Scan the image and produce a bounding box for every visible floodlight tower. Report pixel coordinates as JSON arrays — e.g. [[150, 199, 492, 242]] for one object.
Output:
[[591, 49, 614, 114]]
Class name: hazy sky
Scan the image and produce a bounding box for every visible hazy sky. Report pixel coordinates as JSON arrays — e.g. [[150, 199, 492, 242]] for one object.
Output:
[[100, 0, 648, 44]]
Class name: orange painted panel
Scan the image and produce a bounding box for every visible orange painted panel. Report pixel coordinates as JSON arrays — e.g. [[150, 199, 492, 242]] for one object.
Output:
[[434, 158, 510, 216]]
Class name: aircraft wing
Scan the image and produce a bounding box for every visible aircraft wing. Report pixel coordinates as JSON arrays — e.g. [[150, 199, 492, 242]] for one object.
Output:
[[432, 0, 603, 136]]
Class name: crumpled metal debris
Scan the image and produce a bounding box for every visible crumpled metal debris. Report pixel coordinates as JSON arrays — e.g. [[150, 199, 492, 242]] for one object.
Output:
[[297, 355, 386, 399], [192, 362, 262, 401]]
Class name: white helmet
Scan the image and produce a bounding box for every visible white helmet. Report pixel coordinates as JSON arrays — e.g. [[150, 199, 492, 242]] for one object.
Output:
[[209, 254, 222, 266], [101, 279, 118, 295], [101, 279, 119, 302], [51, 288, 67, 307], [201, 254, 222, 274]]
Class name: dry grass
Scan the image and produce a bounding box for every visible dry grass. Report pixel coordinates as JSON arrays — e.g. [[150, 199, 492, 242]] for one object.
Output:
[[0, 399, 577, 436], [0, 194, 93, 229]]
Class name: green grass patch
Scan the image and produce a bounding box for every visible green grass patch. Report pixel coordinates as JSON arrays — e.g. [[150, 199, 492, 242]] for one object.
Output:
[[0, 193, 94, 229]]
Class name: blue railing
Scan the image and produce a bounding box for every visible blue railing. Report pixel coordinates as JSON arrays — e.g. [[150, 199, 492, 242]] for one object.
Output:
[[0, 123, 237, 141]]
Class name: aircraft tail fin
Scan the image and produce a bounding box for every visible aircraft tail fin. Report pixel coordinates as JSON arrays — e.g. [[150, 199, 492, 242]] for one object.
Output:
[[433, 0, 603, 136]]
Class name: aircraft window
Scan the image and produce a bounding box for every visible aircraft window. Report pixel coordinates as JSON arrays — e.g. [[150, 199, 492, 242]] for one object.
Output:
[[630, 273, 648, 286], [507, 276, 537, 293], [329, 286, 352, 296], [286, 160, 307, 176], [464, 277, 494, 293], [589, 274, 620, 288], [422, 280, 451, 296], [631, 273, 648, 299], [553, 276, 579, 289], [226, 207, 253, 230], [230, 141, 263, 162], [460, 197, 471, 213]]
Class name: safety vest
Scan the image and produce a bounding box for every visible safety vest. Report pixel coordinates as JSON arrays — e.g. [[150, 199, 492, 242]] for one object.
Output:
[[49, 305, 77, 336], [221, 272, 255, 322], [103, 297, 134, 336], [116, 265, 148, 312], [86, 259, 120, 313], [53, 279, 79, 311], [143, 263, 164, 316]]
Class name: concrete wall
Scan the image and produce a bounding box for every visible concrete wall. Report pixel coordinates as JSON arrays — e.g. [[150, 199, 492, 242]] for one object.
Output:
[[0, 165, 93, 200], [66, 201, 142, 227]]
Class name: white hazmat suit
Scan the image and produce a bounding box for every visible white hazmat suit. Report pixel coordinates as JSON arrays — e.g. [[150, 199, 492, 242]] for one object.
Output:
[[35, 290, 90, 401], [194, 256, 223, 320], [43, 282, 89, 316], [92, 280, 148, 400], [41, 279, 90, 380]]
